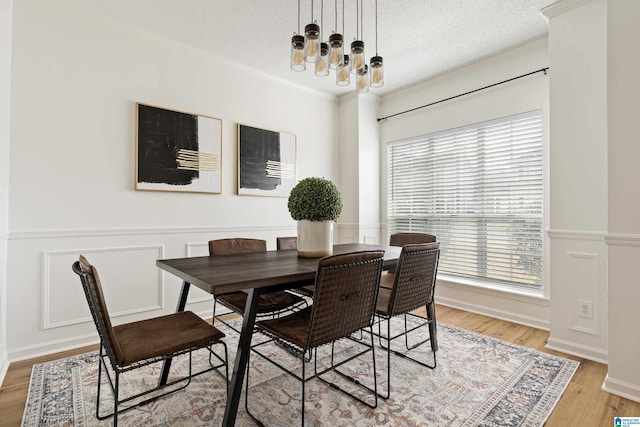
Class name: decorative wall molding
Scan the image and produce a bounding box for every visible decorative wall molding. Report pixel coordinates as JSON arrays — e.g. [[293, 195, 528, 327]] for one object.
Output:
[[42, 245, 164, 330], [605, 233, 640, 247], [566, 251, 599, 335], [546, 229, 606, 241], [602, 375, 640, 404], [9, 224, 298, 240], [546, 336, 608, 364], [541, 0, 597, 19]]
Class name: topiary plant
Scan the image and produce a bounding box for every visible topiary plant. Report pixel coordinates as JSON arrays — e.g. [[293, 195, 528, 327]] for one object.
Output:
[[288, 177, 343, 222]]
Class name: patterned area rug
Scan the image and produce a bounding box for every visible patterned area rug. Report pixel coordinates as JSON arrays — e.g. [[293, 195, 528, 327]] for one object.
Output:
[[22, 318, 578, 426]]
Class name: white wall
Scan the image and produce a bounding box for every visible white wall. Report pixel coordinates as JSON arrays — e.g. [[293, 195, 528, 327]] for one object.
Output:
[[379, 39, 551, 329], [543, 0, 609, 364], [603, 0, 640, 402], [6, 0, 338, 360], [0, 0, 13, 383]]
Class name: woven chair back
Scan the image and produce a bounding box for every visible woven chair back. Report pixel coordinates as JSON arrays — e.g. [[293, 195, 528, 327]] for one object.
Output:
[[209, 238, 267, 256], [389, 232, 437, 247], [389, 243, 440, 316], [73, 256, 124, 366], [307, 251, 384, 349]]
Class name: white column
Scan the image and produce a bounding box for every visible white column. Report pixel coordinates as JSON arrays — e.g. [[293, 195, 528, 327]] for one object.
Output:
[[543, 0, 609, 363], [336, 92, 381, 245], [0, 0, 13, 385], [603, 0, 640, 402]]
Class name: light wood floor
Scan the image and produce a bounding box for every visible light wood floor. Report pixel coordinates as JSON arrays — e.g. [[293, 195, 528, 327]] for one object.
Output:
[[1, 305, 638, 426]]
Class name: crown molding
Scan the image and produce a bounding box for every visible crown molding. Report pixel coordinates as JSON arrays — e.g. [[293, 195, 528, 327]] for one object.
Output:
[[541, 0, 597, 19]]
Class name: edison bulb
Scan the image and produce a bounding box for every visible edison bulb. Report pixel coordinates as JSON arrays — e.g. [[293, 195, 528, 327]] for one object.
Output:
[[372, 67, 383, 84]]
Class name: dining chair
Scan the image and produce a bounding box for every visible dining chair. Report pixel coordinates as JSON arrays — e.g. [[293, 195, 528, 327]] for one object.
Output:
[[381, 232, 437, 288], [245, 250, 385, 426], [72, 255, 228, 426], [276, 236, 298, 250], [210, 238, 308, 333], [276, 236, 316, 297], [373, 242, 440, 399]]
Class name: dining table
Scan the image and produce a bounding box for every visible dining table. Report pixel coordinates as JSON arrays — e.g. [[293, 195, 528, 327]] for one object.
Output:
[[155, 243, 405, 426]]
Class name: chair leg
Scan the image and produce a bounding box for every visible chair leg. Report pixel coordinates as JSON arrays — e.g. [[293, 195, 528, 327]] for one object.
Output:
[[426, 301, 438, 352], [95, 346, 104, 420], [213, 297, 242, 334], [301, 353, 306, 427], [113, 370, 119, 427]]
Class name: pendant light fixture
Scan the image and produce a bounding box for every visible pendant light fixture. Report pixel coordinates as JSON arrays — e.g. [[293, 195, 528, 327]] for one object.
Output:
[[336, 54, 351, 86], [350, 0, 365, 74], [328, 0, 344, 69], [291, 0, 384, 93], [315, 0, 330, 76], [357, 65, 369, 93], [304, 0, 320, 63], [290, 0, 305, 71], [370, 0, 384, 87]]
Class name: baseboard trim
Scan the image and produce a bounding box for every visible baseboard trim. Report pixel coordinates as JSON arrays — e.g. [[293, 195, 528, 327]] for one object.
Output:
[[602, 374, 640, 403], [0, 353, 9, 388], [436, 296, 550, 331], [545, 336, 608, 364]]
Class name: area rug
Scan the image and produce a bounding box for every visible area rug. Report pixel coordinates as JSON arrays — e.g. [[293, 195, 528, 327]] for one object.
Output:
[[22, 318, 578, 426]]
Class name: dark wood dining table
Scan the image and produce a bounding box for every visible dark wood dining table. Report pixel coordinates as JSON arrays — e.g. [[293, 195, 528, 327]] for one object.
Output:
[[155, 243, 403, 426]]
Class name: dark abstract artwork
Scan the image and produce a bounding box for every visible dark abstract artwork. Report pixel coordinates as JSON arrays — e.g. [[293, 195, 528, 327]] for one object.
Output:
[[136, 103, 221, 193], [238, 124, 296, 197]]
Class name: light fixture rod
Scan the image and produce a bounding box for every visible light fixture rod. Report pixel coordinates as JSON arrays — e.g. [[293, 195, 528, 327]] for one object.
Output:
[[375, 0, 378, 54], [297, 0, 301, 34]]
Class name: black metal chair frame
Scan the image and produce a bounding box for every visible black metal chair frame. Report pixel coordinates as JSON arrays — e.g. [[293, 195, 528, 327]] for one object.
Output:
[[244, 252, 384, 426], [73, 260, 228, 426], [366, 243, 440, 399]]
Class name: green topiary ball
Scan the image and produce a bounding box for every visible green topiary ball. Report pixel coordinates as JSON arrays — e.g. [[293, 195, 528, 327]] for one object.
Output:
[[288, 177, 343, 221]]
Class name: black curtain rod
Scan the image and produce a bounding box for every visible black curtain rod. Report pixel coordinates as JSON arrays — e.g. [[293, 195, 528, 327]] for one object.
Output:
[[377, 67, 549, 122]]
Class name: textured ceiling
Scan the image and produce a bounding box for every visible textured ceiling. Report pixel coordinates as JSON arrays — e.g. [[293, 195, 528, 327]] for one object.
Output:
[[73, 0, 554, 96]]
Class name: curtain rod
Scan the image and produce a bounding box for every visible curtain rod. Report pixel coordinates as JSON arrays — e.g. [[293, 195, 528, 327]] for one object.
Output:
[[377, 67, 549, 122]]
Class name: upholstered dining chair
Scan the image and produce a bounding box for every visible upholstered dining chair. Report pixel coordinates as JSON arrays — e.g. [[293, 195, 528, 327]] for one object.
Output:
[[72, 255, 228, 427], [245, 250, 385, 426], [381, 232, 437, 288], [276, 236, 316, 297], [276, 236, 298, 250], [210, 238, 308, 333], [373, 242, 440, 399]]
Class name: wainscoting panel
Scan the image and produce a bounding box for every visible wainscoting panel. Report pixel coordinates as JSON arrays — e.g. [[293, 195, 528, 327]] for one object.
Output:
[[43, 245, 164, 329], [566, 251, 599, 335]]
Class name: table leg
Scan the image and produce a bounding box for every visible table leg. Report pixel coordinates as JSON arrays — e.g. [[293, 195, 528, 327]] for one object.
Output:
[[427, 301, 438, 352], [222, 288, 261, 427], [159, 281, 191, 385]]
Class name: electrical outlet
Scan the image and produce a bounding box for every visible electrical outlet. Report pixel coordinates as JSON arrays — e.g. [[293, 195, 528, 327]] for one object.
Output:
[[578, 300, 593, 319]]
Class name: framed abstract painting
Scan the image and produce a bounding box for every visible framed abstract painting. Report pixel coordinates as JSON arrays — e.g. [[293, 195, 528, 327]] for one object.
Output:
[[136, 103, 222, 193], [237, 124, 296, 197]]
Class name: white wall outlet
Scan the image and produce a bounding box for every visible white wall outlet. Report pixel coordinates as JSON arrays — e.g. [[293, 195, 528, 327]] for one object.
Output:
[[578, 299, 593, 319]]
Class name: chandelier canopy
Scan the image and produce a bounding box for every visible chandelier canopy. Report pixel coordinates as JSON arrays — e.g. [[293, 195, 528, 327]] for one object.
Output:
[[291, 0, 384, 93]]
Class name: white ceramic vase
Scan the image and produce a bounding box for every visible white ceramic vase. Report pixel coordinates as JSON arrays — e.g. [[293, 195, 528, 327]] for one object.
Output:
[[296, 220, 334, 258]]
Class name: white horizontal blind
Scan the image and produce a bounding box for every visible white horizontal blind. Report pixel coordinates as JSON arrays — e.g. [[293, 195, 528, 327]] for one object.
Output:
[[388, 110, 543, 292]]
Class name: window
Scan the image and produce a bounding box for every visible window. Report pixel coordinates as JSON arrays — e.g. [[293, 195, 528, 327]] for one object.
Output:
[[387, 110, 543, 293]]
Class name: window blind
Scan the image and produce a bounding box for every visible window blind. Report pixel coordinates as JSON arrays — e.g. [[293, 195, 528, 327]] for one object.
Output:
[[387, 110, 543, 293]]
